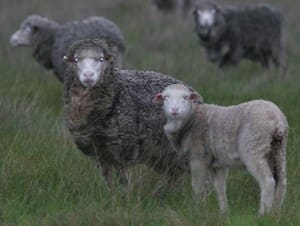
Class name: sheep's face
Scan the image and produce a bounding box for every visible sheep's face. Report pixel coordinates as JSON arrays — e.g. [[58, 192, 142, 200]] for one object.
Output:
[[65, 48, 111, 88], [194, 8, 217, 39], [10, 24, 33, 46], [193, 1, 224, 41], [154, 84, 201, 121], [10, 15, 48, 47]]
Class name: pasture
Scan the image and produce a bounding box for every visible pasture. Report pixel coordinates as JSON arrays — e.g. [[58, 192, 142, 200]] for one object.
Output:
[[0, 0, 299, 225]]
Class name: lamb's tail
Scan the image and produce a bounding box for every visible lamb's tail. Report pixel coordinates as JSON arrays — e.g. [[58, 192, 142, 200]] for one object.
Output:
[[271, 125, 288, 211]]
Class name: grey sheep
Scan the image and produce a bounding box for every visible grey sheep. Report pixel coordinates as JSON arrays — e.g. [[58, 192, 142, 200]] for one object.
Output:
[[154, 84, 288, 215], [10, 15, 125, 82], [63, 39, 195, 187], [193, 1, 286, 73]]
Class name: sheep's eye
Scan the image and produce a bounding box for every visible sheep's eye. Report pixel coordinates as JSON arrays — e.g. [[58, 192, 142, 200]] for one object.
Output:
[[73, 57, 79, 62], [164, 96, 169, 101], [184, 96, 190, 100], [96, 57, 104, 62], [25, 26, 32, 32]]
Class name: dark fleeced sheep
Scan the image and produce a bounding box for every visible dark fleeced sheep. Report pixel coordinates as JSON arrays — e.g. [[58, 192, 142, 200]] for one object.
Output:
[[10, 15, 125, 82], [63, 39, 194, 187], [193, 1, 286, 73]]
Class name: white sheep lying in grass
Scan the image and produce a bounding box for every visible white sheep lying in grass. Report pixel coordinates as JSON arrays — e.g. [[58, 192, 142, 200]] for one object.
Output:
[[154, 84, 288, 215]]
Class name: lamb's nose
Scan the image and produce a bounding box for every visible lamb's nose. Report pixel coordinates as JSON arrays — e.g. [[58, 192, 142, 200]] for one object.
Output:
[[171, 107, 179, 115], [83, 71, 94, 78]]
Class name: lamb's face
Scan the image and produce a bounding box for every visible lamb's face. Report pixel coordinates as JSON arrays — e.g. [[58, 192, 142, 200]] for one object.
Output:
[[10, 15, 44, 47], [154, 84, 201, 121], [65, 48, 109, 88]]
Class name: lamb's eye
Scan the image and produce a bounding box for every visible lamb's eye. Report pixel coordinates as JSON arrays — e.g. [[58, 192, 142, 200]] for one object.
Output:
[[164, 96, 169, 101], [73, 57, 79, 63], [184, 96, 190, 100]]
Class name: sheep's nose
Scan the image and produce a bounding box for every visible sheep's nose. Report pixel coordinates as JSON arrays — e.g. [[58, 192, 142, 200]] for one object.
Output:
[[171, 107, 179, 115], [83, 71, 94, 78], [10, 36, 17, 46]]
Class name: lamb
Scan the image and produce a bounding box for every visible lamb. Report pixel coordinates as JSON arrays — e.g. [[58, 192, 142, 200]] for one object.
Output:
[[154, 84, 288, 215], [152, 0, 191, 14], [193, 1, 286, 74], [62, 39, 197, 188], [10, 15, 125, 82]]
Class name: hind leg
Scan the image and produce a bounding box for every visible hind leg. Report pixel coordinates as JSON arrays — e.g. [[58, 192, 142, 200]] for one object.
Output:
[[243, 155, 275, 215], [272, 46, 287, 79], [272, 138, 287, 211]]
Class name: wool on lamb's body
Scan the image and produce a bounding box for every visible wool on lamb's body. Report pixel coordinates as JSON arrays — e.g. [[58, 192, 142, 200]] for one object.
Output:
[[155, 84, 288, 215], [63, 39, 192, 186], [193, 2, 285, 71], [10, 15, 125, 82]]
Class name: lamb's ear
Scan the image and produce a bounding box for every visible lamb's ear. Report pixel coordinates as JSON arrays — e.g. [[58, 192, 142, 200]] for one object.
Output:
[[153, 93, 163, 104], [190, 92, 203, 104]]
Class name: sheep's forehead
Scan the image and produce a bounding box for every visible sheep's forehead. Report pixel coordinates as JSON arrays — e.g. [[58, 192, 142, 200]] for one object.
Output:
[[197, 9, 216, 26], [22, 16, 42, 27], [74, 48, 104, 58]]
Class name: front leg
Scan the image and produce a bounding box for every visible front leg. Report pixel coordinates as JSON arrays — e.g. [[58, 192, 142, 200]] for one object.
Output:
[[211, 167, 229, 214], [189, 150, 210, 197]]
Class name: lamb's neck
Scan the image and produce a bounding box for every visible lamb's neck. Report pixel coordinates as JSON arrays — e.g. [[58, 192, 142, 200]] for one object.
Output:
[[164, 113, 195, 148]]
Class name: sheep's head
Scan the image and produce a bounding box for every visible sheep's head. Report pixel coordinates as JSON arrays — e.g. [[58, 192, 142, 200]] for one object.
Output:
[[10, 15, 57, 47], [193, 1, 225, 41], [153, 84, 202, 121], [64, 39, 114, 88]]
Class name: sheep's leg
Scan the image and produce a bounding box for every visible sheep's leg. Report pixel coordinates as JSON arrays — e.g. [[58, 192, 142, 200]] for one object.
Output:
[[211, 167, 229, 214], [98, 162, 113, 189], [272, 49, 287, 79], [228, 44, 243, 66], [115, 165, 129, 186], [244, 156, 275, 215]]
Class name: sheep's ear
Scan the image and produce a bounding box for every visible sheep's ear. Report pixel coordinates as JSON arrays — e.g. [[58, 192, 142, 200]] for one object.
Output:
[[190, 92, 203, 104], [153, 93, 163, 104], [193, 8, 200, 16]]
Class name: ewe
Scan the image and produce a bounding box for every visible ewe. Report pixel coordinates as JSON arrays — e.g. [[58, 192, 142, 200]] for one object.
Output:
[[63, 39, 195, 187], [10, 15, 125, 82]]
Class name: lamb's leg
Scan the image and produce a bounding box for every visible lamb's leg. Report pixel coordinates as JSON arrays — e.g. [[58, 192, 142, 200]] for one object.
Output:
[[211, 167, 229, 214], [244, 156, 275, 215], [190, 155, 209, 199]]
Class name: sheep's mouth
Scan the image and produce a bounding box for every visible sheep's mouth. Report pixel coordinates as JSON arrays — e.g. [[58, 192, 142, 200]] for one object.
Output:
[[82, 79, 96, 87]]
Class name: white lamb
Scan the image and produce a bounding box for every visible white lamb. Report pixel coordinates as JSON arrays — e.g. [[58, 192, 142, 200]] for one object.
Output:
[[154, 84, 288, 215]]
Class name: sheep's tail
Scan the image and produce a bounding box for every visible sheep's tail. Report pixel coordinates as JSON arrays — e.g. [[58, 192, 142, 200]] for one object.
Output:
[[271, 125, 288, 211]]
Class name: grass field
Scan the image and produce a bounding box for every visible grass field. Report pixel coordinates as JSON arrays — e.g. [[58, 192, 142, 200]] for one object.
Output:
[[0, 0, 299, 225]]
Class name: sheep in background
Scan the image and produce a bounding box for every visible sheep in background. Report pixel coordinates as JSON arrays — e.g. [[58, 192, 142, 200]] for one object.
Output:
[[193, 1, 286, 75], [154, 84, 288, 215], [10, 15, 125, 82], [63, 39, 197, 188], [152, 0, 192, 14]]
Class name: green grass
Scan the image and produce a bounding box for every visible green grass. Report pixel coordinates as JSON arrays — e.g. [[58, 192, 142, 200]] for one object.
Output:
[[1, 0, 300, 225]]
